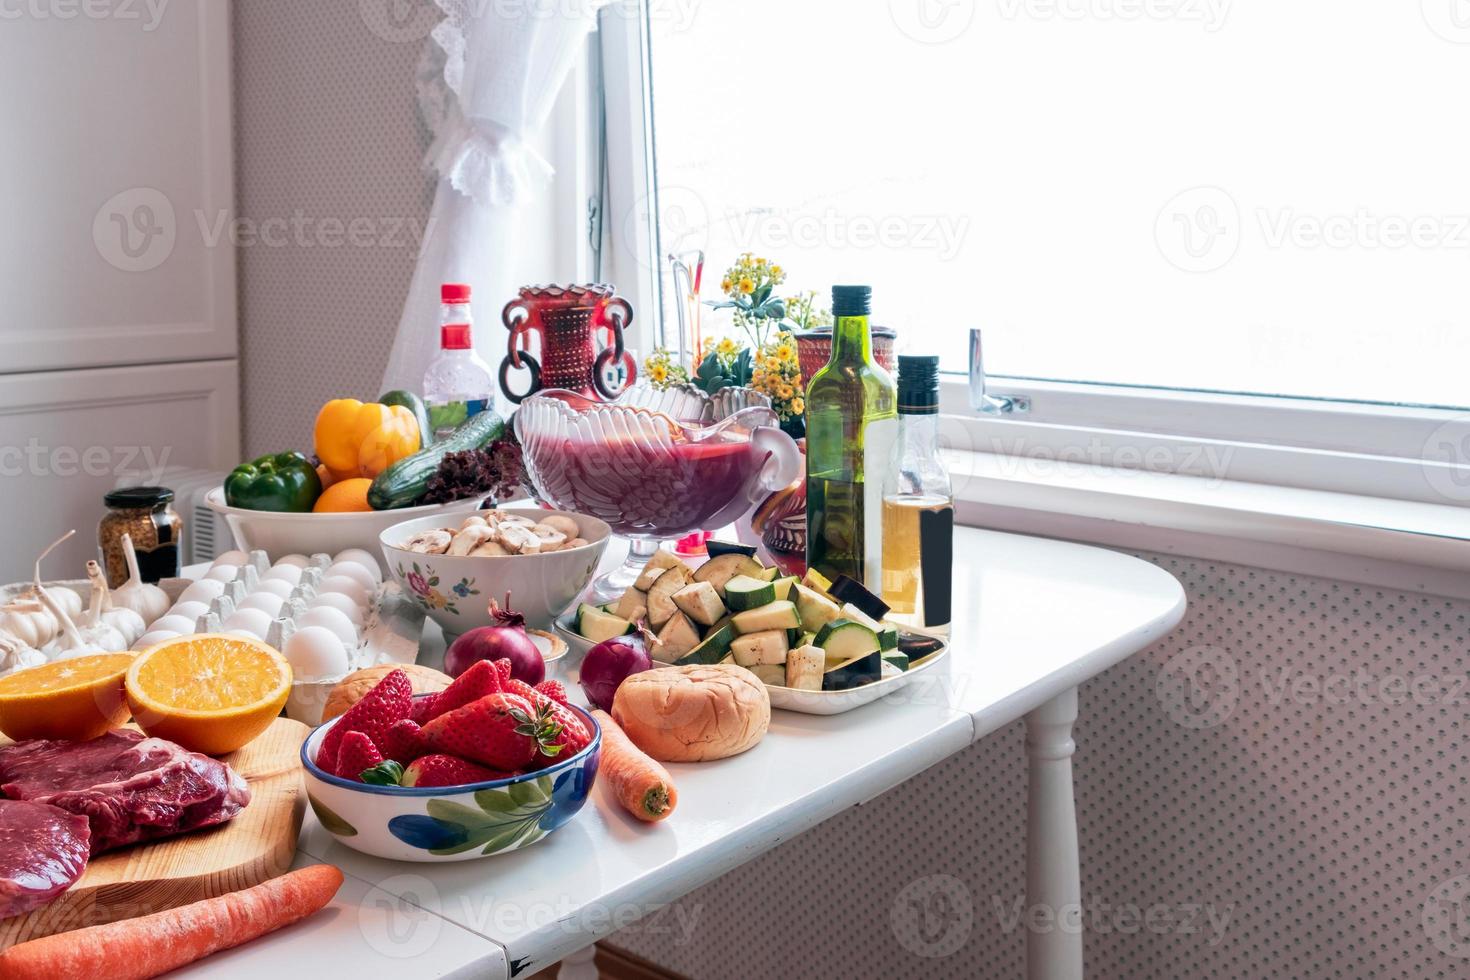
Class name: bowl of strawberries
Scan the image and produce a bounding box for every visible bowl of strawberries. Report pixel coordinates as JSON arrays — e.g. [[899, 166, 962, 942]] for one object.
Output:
[[301, 661, 601, 861]]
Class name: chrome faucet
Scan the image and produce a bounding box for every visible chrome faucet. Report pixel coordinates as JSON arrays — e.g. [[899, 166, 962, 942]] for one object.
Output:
[[969, 329, 1030, 416]]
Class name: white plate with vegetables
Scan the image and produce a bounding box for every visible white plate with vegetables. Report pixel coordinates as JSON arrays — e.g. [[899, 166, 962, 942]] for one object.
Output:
[[560, 542, 948, 715]]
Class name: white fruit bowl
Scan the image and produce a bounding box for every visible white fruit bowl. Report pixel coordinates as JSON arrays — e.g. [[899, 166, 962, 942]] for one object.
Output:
[[379, 508, 610, 636], [206, 487, 485, 571]]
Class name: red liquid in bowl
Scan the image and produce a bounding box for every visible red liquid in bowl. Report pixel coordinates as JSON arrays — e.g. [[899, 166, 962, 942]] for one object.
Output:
[[525, 433, 761, 537]]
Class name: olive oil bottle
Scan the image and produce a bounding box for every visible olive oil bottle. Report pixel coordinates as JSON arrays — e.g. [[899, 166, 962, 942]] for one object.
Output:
[[804, 285, 897, 588], [881, 355, 953, 634]]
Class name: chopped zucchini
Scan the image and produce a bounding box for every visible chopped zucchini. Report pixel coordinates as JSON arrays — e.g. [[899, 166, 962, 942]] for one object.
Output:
[[754, 565, 781, 582], [675, 620, 736, 666], [577, 603, 634, 643], [770, 576, 798, 602], [692, 553, 765, 597], [878, 626, 899, 651], [813, 619, 882, 663], [793, 583, 842, 633], [646, 564, 693, 630], [671, 580, 725, 626], [654, 611, 701, 662], [731, 628, 789, 667], [748, 663, 786, 686], [611, 588, 648, 623], [882, 651, 910, 672], [829, 574, 890, 621], [786, 644, 824, 691], [706, 540, 758, 559], [823, 649, 883, 690], [840, 602, 883, 632], [800, 567, 835, 597], [725, 575, 776, 612], [732, 599, 801, 634]]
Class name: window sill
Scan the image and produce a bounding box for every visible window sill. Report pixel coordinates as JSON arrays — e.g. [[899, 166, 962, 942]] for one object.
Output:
[[951, 450, 1470, 599]]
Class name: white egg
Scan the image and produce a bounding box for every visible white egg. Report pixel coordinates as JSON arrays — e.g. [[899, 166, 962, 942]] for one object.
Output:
[[210, 550, 249, 569], [151, 614, 200, 636], [283, 626, 350, 680], [317, 575, 369, 608], [132, 629, 180, 651], [274, 554, 310, 568], [167, 600, 211, 622], [309, 591, 364, 626], [251, 578, 295, 599], [237, 592, 286, 617], [333, 549, 382, 580], [297, 605, 359, 648], [178, 578, 226, 605], [223, 608, 272, 639], [325, 561, 377, 593], [261, 564, 303, 587], [204, 564, 241, 583]]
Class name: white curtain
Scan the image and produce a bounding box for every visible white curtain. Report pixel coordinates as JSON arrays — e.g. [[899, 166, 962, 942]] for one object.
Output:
[[380, 0, 606, 396]]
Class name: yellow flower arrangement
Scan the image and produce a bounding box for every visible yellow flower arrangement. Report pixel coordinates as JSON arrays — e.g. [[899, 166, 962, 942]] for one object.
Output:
[[640, 347, 690, 391]]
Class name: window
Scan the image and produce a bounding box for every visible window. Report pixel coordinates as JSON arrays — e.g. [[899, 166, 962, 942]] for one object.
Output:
[[595, 2, 1470, 500]]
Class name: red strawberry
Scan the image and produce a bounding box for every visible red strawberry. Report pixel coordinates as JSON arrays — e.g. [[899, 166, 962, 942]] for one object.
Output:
[[420, 692, 563, 771], [421, 659, 505, 723], [492, 658, 513, 682], [317, 669, 412, 772], [504, 678, 591, 760], [381, 718, 427, 763], [401, 754, 511, 788], [333, 730, 383, 781], [534, 679, 569, 705]]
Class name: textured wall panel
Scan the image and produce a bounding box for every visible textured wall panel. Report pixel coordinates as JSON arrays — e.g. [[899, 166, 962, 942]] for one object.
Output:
[[232, 0, 434, 456], [611, 553, 1470, 978]]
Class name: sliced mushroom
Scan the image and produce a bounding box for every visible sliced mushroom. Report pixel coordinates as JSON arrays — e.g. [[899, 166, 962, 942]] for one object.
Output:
[[563, 537, 590, 551], [469, 538, 512, 557], [401, 529, 452, 555], [529, 523, 568, 549], [460, 515, 489, 530], [448, 525, 498, 556], [540, 515, 580, 539], [497, 523, 541, 555]]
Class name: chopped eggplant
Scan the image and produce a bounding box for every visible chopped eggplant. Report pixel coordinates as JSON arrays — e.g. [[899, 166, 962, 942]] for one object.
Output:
[[725, 575, 776, 612], [646, 564, 693, 630], [577, 603, 634, 643], [829, 573, 891, 621], [611, 588, 648, 623], [705, 539, 759, 559], [693, 553, 765, 597], [634, 549, 688, 591], [731, 628, 789, 666], [786, 644, 824, 691], [654, 611, 701, 662], [671, 580, 725, 626], [732, 599, 801, 634], [823, 649, 883, 690]]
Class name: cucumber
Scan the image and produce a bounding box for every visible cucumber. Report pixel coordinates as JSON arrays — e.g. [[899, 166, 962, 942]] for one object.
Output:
[[577, 604, 634, 643], [725, 575, 775, 612], [378, 389, 434, 448], [368, 410, 505, 510]]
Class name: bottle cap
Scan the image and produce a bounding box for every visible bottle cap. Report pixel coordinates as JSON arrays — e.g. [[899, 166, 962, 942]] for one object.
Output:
[[831, 285, 871, 317], [104, 486, 175, 509], [897, 354, 941, 414], [441, 323, 472, 350], [441, 283, 471, 304]]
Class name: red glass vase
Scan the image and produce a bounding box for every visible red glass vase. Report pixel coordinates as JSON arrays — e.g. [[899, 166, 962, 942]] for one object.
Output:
[[499, 284, 636, 403]]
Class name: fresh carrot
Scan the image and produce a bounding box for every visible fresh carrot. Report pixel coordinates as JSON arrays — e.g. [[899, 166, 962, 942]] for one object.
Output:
[[592, 708, 678, 822], [0, 864, 344, 980]]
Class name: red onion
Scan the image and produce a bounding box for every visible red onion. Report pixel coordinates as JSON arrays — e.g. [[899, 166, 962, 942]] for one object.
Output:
[[444, 593, 543, 683], [579, 632, 654, 712]]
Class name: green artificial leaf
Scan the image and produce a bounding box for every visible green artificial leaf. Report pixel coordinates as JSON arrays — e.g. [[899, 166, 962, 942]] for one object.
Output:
[[752, 283, 772, 306], [427, 798, 500, 830], [705, 300, 739, 311], [474, 787, 523, 813], [764, 299, 786, 320], [360, 760, 404, 786]]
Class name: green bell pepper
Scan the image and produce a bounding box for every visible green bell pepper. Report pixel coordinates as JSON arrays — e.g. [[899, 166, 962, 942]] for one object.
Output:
[[224, 451, 323, 512]]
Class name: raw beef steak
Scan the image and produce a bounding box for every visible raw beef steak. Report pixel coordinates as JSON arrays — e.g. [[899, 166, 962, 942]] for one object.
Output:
[[0, 798, 90, 918], [0, 730, 250, 853]]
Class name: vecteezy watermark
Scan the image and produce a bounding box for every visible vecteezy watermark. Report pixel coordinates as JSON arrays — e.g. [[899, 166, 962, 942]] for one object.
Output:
[[359, 0, 699, 43], [995, 0, 1231, 32], [1154, 186, 1241, 274], [93, 189, 428, 271], [889, 0, 978, 44], [993, 895, 1234, 945], [891, 874, 974, 957], [0, 440, 171, 483], [726, 209, 970, 262], [1156, 645, 1239, 729], [978, 434, 1235, 485], [1421, 416, 1470, 503], [358, 874, 444, 959], [1423, 874, 1470, 958], [620, 185, 710, 271], [1421, 0, 1470, 44], [1260, 668, 1470, 708], [0, 0, 169, 31]]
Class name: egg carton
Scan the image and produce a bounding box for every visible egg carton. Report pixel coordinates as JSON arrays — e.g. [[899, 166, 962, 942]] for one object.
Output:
[[136, 549, 425, 727]]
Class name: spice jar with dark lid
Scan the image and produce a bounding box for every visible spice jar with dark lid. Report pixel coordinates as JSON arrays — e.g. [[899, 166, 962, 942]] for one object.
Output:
[[99, 486, 183, 587]]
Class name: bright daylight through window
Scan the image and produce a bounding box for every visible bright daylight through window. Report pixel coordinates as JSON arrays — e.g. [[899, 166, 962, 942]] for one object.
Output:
[[640, 2, 1470, 410]]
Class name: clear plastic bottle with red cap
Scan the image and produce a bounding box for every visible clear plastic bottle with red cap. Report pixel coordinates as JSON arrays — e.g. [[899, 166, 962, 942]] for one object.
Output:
[[423, 283, 496, 439]]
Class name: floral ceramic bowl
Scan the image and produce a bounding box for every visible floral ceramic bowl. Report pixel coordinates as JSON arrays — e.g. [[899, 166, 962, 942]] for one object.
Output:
[[379, 508, 610, 636], [301, 702, 601, 862]]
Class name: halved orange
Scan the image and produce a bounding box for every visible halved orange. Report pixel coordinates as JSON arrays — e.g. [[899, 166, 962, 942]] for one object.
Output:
[[0, 653, 134, 741], [126, 634, 292, 755]]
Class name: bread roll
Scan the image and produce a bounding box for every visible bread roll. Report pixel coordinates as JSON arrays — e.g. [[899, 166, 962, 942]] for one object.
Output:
[[323, 664, 452, 721], [612, 664, 770, 762]]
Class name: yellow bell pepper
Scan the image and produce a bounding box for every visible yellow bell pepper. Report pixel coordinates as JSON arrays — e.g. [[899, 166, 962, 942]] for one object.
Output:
[[314, 399, 420, 477]]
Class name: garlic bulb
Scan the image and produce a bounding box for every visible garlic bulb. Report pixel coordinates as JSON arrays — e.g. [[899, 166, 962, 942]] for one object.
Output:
[[0, 632, 46, 674], [111, 533, 170, 625], [0, 597, 57, 650], [33, 531, 125, 656], [86, 560, 146, 646]]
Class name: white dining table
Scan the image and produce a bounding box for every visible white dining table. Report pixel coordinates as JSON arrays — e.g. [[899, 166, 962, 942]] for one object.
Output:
[[182, 526, 1185, 980]]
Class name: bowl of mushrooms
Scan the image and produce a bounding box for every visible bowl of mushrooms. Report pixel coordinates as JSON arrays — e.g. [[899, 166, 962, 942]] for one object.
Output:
[[379, 508, 610, 636]]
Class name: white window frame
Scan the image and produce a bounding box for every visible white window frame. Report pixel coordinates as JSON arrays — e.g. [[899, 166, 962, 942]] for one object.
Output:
[[589, 1, 1470, 508]]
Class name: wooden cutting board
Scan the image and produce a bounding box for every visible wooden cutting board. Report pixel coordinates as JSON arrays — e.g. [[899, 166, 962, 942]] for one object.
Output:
[[0, 717, 309, 949]]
